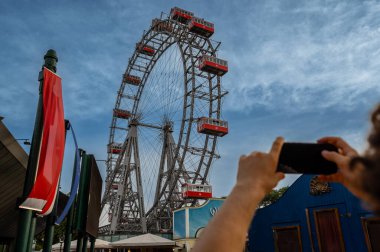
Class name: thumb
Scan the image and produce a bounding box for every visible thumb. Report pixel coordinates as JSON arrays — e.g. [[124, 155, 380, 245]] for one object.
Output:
[[322, 150, 345, 165], [275, 172, 285, 182]]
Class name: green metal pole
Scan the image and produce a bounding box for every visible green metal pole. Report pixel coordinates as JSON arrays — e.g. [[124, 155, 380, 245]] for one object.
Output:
[[76, 235, 83, 252], [75, 153, 91, 229], [82, 235, 88, 252], [89, 236, 95, 252], [43, 120, 70, 252], [63, 150, 81, 252], [26, 214, 37, 252], [63, 205, 75, 252], [75, 151, 88, 252], [15, 49, 58, 252], [42, 200, 57, 252]]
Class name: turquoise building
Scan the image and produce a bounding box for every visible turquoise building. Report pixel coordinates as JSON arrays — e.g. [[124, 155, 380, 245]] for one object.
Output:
[[173, 198, 225, 251]]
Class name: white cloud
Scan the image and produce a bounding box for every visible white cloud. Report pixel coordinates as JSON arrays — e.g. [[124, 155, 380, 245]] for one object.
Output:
[[1, 0, 379, 205], [220, 0, 380, 113]]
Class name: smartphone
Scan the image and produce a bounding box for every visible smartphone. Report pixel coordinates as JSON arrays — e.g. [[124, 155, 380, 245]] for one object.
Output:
[[277, 143, 338, 174]]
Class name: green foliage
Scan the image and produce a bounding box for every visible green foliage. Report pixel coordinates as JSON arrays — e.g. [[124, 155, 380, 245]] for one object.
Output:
[[259, 186, 289, 207]]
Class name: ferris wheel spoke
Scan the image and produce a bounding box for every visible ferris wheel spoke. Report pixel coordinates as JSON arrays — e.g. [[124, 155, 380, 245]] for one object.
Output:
[[137, 45, 184, 125], [137, 45, 178, 114]]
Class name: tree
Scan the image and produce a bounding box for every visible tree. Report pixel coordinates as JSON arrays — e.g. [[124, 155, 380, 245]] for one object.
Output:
[[259, 186, 289, 208]]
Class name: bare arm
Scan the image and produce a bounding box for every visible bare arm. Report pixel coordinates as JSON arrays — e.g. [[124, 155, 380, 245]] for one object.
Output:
[[192, 137, 285, 252]]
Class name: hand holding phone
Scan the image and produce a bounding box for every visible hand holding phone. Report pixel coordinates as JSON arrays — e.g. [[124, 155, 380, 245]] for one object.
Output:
[[277, 143, 338, 174]]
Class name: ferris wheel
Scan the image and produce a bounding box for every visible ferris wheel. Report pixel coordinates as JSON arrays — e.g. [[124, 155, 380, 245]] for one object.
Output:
[[101, 7, 229, 235]]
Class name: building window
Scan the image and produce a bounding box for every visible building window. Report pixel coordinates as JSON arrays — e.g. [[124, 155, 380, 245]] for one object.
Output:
[[313, 208, 345, 252], [362, 217, 380, 252], [272, 225, 302, 252]]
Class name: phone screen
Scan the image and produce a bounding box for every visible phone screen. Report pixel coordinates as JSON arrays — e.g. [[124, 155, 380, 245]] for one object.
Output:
[[277, 143, 338, 174]]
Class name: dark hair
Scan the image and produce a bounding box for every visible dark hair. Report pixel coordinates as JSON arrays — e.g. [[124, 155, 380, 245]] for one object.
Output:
[[367, 105, 380, 156], [351, 105, 380, 210]]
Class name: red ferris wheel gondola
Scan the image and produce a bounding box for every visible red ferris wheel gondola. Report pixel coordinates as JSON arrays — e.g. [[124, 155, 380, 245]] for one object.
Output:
[[197, 117, 228, 137], [152, 19, 174, 33], [136, 43, 155, 56], [182, 183, 212, 199], [188, 17, 214, 38], [199, 55, 228, 76], [123, 74, 141, 86], [113, 108, 132, 120], [170, 7, 194, 24], [107, 143, 123, 154]]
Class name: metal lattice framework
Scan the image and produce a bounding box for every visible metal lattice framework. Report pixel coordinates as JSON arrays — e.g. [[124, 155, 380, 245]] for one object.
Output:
[[100, 11, 228, 235]]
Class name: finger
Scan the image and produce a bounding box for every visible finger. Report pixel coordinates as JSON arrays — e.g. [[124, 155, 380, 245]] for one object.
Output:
[[321, 150, 346, 165], [318, 175, 337, 182], [270, 137, 284, 159], [317, 175, 331, 181], [248, 151, 259, 157], [239, 155, 247, 162], [318, 174, 343, 183], [271, 173, 285, 189], [331, 174, 345, 183], [341, 161, 365, 179], [317, 175, 328, 181], [318, 136, 340, 144], [318, 137, 356, 155], [275, 172, 285, 181]]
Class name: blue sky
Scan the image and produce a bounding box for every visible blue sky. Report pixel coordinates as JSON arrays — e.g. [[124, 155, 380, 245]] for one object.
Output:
[[1, 0, 380, 198]]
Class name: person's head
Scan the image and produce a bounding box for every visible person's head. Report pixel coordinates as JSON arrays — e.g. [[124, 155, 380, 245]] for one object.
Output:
[[351, 104, 380, 211]]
